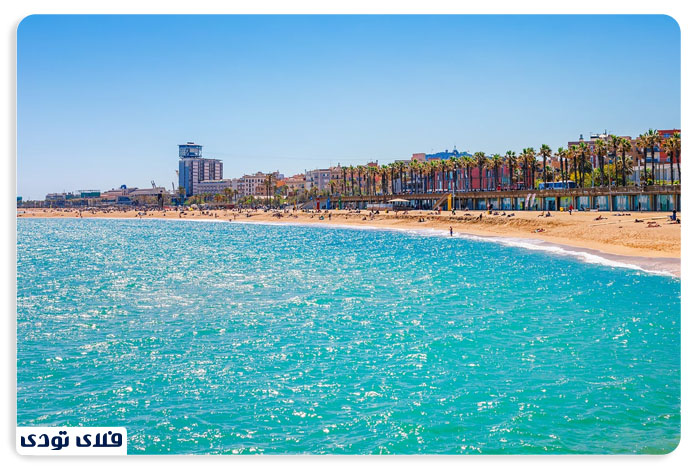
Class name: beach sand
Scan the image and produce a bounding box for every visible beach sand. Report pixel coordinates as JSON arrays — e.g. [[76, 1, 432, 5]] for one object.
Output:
[[18, 207, 681, 276]]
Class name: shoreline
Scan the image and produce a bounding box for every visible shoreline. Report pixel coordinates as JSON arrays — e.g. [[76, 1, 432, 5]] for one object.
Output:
[[184, 217, 682, 277], [18, 208, 681, 277]]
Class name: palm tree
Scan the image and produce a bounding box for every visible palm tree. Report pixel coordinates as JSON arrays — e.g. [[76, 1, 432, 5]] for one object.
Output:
[[473, 152, 487, 191], [445, 157, 455, 194], [539, 144, 552, 188], [635, 133, 649, 186], [439, 159, 448, 193], [222, 187, 233, 204], [521, 148, 536, 189], [614, 153, 633, 186], [428, 159, 439, 192], [424, 160, 434, 194], [594, 139, 608, 187], [568, 145, 579, 186], [618, 137, 632, 186], [504, 151, 516, 189], [418, 161, 427, 193], [672, 132, 681, 183], [386, 163, 394, 194], [371, 166, 379, 195], [490, 154, 503, 189], [519, 151, 528, 189], [408, 160, 420, 194], [554, 148, 567, 187], [395, 161, 406, 194], [349, 165, 356, 195], [662, 137, 675, 185], [459, 156, 471, 192], [357, 165, 365, 195], [341, 166, 348, 195], [646, 129, 662, 185], [379, 165, 387, 195], [577, 142, 589, 188], [663, 133, 680, 186], [607, 135, 621, 186]]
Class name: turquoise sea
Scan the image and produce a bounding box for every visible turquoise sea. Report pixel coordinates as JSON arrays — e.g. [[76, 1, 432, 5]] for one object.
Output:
[[17, 218, 680, 454]]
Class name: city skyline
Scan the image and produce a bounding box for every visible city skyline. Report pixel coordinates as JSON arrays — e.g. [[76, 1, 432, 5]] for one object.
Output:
[[18, 15, 680, 200]]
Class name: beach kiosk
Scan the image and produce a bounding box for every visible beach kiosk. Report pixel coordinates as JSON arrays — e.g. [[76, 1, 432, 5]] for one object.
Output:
[[389, 198, 411, 212]]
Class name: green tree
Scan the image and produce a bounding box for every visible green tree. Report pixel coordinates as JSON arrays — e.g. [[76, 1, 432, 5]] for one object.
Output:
[[490, 154, 503, 189], [539, 144, 552, 187], [594, 139, 608, 187], [473, 152, 487, 191], [504, 151, 516, 189]]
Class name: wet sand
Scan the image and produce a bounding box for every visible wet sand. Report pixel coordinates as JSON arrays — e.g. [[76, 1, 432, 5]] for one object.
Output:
[[18, 207, 681, 276]]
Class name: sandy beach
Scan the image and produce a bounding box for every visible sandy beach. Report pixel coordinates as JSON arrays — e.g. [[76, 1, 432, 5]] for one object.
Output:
[[18, 207, 681, 276]]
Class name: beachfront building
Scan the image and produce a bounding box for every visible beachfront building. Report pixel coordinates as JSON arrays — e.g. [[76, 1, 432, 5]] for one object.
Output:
[[568, 129, 681, 185], [129, 187, 167, 198], [100, 187, 133, 200], [284, 174, 307, 196], [178, 142, 223, 197], [45, 192, 75, 202], [305, 166, 343, 194], [237, 172, 265, 197], [305, 168, 331, 192], [235, 171, 284, 197], [44, 192, 79, 206], [629, 128, 681, 185], [195, 179, 240, 196], [78, 189, 101, 199], [567, 132, 641, 168], [408, 148, 515, 193], [406, 149, 511, 193]]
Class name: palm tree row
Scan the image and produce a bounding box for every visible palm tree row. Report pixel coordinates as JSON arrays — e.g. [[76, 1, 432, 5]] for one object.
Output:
[[326, 131, 680, 197]]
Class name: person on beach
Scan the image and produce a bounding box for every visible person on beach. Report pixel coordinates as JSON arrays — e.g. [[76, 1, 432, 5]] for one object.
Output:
[[449, 226, 453, 236], [568, 204, 573, 215]]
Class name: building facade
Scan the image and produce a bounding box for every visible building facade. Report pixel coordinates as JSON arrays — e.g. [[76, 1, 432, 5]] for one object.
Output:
[[195, 179, 240, 196], [305, 168, 331, 192], [567, 133, 641, 168], [283, 174, 307, 195], [568, 129, 680, 184], [235, 171, 283, 197], [178, 142, 223, 197], [305, 166, 345, 193]]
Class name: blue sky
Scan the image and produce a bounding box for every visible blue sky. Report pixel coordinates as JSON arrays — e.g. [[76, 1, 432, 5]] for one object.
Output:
[[17, 15, 680, 199]]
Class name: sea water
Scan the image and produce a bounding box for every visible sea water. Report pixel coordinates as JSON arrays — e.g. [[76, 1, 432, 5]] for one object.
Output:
[[16, 218, 680, 454]]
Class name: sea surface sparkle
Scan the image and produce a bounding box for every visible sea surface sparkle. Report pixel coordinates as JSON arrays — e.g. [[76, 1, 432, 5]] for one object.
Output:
[[17, 218, 680, 454]]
